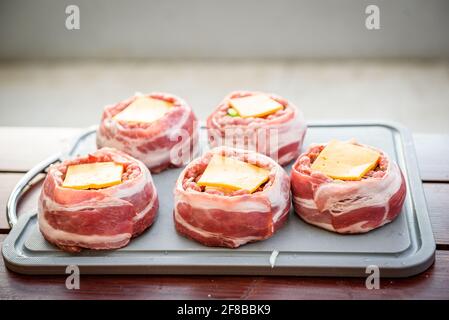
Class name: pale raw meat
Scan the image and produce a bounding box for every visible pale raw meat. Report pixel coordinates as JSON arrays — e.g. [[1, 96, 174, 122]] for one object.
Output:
[[206, 91, 307, 165], [290, 142, 407, 233], [38, 147, 159, 252], [173, 146, 291, 248], [97, 92, 198, 173]]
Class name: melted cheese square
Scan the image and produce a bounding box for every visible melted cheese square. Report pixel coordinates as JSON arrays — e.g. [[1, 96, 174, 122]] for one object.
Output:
[[197, 155, 270, 193], [62, 162, 124, 190], [311, 140, 380, 181], [229, 94, 283, 118], [113, 97, 172, 123]]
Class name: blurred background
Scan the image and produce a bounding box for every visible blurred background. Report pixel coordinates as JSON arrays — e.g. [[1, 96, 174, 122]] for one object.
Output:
[[0, 0, 448, 133]]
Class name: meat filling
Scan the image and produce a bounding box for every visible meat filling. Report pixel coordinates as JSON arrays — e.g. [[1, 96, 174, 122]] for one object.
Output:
[[296, 144, 388, 180], [214, 92, 290, 126], [58, 154, 141, 188], [182, 149, 276, 196], [109, 94, 181, 129]]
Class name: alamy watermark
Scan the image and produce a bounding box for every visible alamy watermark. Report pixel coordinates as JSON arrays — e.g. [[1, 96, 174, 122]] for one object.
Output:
[[65, 264, 80, 289], [365, 265, 380, 289], [365, 5, 380, 30], [165, 123, 283, 165], [65, 5, 80, 30]]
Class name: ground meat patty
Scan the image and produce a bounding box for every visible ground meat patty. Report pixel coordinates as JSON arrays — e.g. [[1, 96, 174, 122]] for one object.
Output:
[[290, 141, 406, 233], [38, 147, 159, 252], [97, 92, 198, 173], [173, 146, 291, 248], [206, 91, 307, 166]]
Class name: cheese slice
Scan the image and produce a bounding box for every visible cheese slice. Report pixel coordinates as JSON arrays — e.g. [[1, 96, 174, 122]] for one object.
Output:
[[228, 94, 283, 118], [311, 140, 380, 181], [62, 162, 124, 190], [197, 154, 270, 193], [113, 97, 172, 123]]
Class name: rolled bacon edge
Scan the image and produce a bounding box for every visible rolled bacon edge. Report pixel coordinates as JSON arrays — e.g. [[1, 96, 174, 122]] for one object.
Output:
[[38, 147, 159, 252], [290, 143, 407, 234], [173, 146, 291, 248], [97, 92, 198, 173], [206, 91, 307, 166]]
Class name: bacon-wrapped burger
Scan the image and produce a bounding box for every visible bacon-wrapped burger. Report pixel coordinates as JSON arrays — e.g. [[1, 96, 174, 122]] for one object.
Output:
[[174, 146, 291, 248], [97, 92, 198, 173], [38, 147, 159, 252], [207, 91, 307, 166], [291, 140, 406, 234]]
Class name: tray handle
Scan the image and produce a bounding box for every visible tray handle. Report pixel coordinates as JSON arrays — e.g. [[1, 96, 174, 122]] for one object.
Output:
[[6, 152, 62, 228], [6, 126, 98, 228]]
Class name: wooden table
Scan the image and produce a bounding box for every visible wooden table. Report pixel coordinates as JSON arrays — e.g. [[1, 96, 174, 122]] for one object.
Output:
[[0, 127, 448, 300]]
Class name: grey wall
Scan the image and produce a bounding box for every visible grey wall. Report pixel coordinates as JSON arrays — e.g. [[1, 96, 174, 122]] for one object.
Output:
[[1, 0, 448, 60]]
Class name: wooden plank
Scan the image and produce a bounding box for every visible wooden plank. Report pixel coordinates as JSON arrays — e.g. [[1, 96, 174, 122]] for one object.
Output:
[[0, 127, 81, 172], [0, 232, 447, 299], [414, 133, 449, 182], [424, 183, 449, 248]]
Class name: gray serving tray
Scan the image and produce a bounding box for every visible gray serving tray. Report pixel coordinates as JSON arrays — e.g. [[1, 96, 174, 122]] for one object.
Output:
[[2, 122, 435, 277]]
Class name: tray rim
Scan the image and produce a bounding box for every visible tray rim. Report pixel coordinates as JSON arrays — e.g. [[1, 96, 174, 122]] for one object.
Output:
[[2, 120, 436, 277]]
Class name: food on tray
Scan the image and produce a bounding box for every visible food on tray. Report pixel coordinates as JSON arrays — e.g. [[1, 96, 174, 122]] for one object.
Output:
[[173, 146, 291, 248], [97, 92, 198, 173], [38, 147, 159, 252], [290, 140, 407, 234], [206, 91, 307, 166]]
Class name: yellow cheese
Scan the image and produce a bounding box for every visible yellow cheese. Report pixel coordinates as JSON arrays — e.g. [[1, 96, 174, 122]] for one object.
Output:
[[229, 94, 283, 118], [62, 162, 124, 190], [197, 155, 270, 193], [311, 140, 380, 181], [113, 97, 172, 123]]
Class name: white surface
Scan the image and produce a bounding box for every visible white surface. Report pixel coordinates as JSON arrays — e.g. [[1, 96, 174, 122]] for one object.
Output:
[[0, 60, 448, 133]]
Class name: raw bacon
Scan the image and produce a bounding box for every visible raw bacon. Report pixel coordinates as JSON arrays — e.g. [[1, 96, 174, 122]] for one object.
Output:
[[206, 91, 307, 165], [173, 146, 291, 248], [38, 147, 159, 252], [97, 92, 198, 173], [290, 142, 406, 233]]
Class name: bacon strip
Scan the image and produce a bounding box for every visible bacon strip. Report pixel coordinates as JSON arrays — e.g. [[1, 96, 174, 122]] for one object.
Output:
[[173, 146, 291, 248], [290, 142, 407, 234], [38, 147, 159, 252], [206, 91, 307, 165], [97, 92, 198, 173]]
